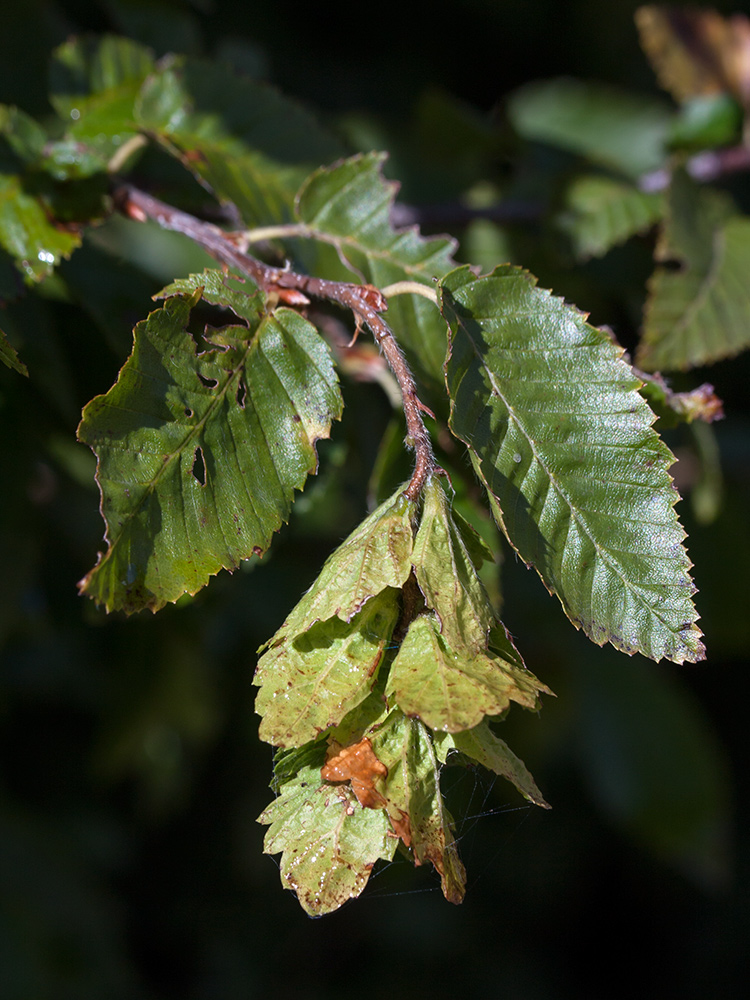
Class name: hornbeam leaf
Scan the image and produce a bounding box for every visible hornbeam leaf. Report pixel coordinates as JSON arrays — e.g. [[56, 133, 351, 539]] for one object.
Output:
[[558, 174, 663, 259], [0, 173, 81, 282], [435, 720, 549, 808], [638, 171, 750, 371], [78, 293, 341, 613], [508, 78, 672, 178], [261, 488, 415, 647], [386, 615, 547, 732], [295, 153, 457, 390], [412, 476, 494, 654], [135, 58, 342, 225], [155, 268, 263, 324], [255, 589, 400, 747], [0, 328, 28, 376], [258, 764, 395, 916], [440, 265, 704, 664], [369, 712, 465, 904]]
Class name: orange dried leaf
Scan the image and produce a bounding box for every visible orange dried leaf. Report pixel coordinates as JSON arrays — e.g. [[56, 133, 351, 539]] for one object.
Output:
[[321, 738, 388, 810]]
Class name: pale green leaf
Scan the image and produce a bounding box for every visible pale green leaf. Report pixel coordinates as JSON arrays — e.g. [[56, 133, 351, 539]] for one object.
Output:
[[412, 476, 494, 654], [440, 265, 704, 664], [435, 720, 549, 808], [508, 78, 672, 177], [135, 58, 342, 225], [78, 293, 341, 613], [294, 153, 456, 389], [386, 615, 546, 733], [258, 764, 395, 916], [263, 488, 415, 647], [638, 171, 750, 370], [558, 174, 663, 259], [369, 712, 465, 904], [0, 328, 28, 376], [255, 589, 400, 747]]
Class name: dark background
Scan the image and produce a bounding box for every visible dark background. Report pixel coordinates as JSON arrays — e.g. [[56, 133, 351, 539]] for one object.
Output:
[[1, 0, 750, 997]]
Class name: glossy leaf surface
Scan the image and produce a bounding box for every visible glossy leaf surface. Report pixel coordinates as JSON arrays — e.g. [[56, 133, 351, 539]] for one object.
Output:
[[440, 265, 704, 664], [78, 292, 341, 612]]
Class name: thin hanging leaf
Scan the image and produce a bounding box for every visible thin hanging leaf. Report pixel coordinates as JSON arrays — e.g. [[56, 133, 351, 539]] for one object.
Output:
[[262, 488, 415, 649], [638, 171, 750, 370], [386, 615, 546, 733], [258, 764, 395, 917], [295, 153, 456, 390], [435, 720, 549, 808], [78, 291, 342, 613], [412, 476, 495, 654], [440, 264, 704, 664], [255, 589, 400, 747], [558, 174, 663, 259], [135, 58, 342, 225], [369, 712, 466, 904]]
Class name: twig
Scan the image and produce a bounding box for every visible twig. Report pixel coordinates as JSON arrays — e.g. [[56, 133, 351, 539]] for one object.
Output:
[[640, 144, 750, 192], [111, 183, 438, 501]]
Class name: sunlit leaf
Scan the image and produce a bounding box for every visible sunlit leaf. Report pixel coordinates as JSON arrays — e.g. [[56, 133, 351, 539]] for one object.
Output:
[[508, 77, 672, 178], [78, 291, 342, 613], [0, 172, 81, 282], [155, 268, 265, 324], [258, 764, 395, 916], [255, 589, 400, 747], [369, 712, 466, 904], [295, 153, 456, 390], [261, 488, 415, 647], [135, 58, 342, 225], [638, 171, 750, 371], [440, 265, 704, 664], [412, 476, 494, 654], [386, 615, 546, 733], [558, 174, 663, 259], [436, 719, 549, 808]]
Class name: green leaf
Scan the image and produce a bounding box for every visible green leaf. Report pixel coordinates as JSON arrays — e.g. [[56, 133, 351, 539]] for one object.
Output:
[[262, 488, 415, 647], [508, 78, 672, 178], [435, 719, 549, 808], [440, 264, 704, 664], [412, 476, 494, 654], [135, 58, 342, 225], [558, 174, 663, 259], [638, 171, 750, 371], [386, 614, 546, 732], [255, 589, 400, 747], [0, 104, 47, 163], [294, 153, 456, 390], [369, 712, 465, 904], [258, 764, 395, 916], [78, 292, 342, 613], [155, 268, 265, 324], [667, 94, 743, 151], [0, 172, 81, 282], [48, 35, 155, 176], [0, 328, 28, 376]]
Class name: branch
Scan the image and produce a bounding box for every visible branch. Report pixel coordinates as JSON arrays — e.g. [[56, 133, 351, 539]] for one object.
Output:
[[111, 183, 438, 501]]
